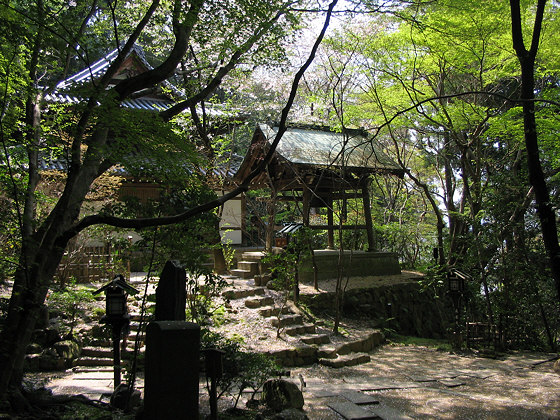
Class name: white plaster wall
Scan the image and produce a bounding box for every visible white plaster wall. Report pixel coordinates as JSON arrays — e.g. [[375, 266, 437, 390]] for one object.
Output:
[[218, 194, 243, 244]]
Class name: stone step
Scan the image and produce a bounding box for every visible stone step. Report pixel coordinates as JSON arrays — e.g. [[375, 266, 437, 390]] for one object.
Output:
[[240, 251, 266, 262], [335, 331, 385, 355], [129, 323, 144, 332], [229, 269, 253, 279], [270, 314, 303, 328], [317, 345, 337, 359], [127, 332, 145, 342], [73, 357, 115, 367], [81, 347, 113, 358], [222, 287, 265, 300], [328, 401, 378, 420], [284, 323, 316, 336], [129, 313, 154, 322], [300, 333, 330, 345], [319, 352, 371, 368], [88, 338, 142, 349], [339, 390, 380, 405], [81, 345, 143, 358], [258, 305, 290, 318], [200, 262, 214, 270], [245, 296, 274, 308], [72, 366, 121, 373], [237, 261, 259, 275]]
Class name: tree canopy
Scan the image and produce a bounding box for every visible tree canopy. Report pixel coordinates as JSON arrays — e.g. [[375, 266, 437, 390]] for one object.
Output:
[[0, 0, 559, 406]]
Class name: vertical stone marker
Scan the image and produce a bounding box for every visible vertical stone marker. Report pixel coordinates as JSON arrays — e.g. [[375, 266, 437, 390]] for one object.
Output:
[[144, 321, 200, 419], [146, 261, 197, 418], [155, 260, 186, 321]]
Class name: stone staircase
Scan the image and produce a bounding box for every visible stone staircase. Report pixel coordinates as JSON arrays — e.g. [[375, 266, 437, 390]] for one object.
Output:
[[222, 271, 384, 368], [229, 251, 269, 279], [230, 260, 259, 279], [75, 265, 383, 371], [74, 313, 149, 370]]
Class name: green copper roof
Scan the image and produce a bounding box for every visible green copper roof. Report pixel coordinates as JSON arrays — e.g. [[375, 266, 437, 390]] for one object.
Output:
[[260, 125, 400, 172]]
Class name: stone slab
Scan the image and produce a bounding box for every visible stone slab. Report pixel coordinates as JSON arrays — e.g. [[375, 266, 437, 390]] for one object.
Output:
[[460, 369, 498, 379], [406, 374, 437, 383], [438, 378, 466, 387], [370, 405, 413, 420], [340, 390, 380, 405], [311, 389, 338, 398], [327, 401, 379, 419], [358, 380, 421, 391]]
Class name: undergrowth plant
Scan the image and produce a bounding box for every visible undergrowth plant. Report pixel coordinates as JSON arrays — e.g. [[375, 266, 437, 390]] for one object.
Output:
[[201, 330, 280, 410], [185, 269, 228, 325], [47, 279, 95, 336]]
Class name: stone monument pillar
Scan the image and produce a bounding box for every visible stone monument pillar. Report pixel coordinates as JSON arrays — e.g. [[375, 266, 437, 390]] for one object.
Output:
[[155, 260, 186, 321], [144, 321, 200, 419]]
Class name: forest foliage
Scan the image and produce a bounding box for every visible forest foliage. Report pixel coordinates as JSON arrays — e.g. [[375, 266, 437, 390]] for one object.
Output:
[[0, 0, 559, 403], [289, 0, 560, 350]]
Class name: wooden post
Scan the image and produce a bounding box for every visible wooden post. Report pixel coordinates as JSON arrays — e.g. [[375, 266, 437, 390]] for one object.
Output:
[[265, 188, 278, 252], [302, 187, 311, 226], [361, 178, 375, 252], [112, 323, 122, 388], [327, 202, 334, 250]]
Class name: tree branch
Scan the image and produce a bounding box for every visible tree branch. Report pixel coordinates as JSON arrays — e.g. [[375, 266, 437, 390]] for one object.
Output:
[[160, 7, 286, 121], [114, 0, 203, 100], [61, 0, 339, 240], [530, 0, 547, 56]]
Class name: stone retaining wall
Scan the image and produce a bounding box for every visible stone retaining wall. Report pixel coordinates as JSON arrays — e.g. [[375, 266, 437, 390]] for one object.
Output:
[[300, 282, 451, 338], [299, 251, 401, 282], [266, 331, 384, 367]]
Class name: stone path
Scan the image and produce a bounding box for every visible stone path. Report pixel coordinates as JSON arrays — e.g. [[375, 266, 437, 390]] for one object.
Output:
[[45, 369, 125, 400], [220, 274, 384, 368], [290, 345, 560, 419], [23, 270, 560, 418], [37, 344, 559, 419]]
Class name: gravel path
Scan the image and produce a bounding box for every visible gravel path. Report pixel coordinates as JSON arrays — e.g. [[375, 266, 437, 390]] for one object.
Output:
[[288, 345, 560, 419]]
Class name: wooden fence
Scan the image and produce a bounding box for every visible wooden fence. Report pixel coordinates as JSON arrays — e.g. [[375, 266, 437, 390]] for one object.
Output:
[[56, 243, 130, 284], [465, 322, 499, 348]]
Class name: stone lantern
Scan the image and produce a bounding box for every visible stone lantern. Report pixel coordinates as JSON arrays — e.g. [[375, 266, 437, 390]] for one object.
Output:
[[94, 274, 138, 388]]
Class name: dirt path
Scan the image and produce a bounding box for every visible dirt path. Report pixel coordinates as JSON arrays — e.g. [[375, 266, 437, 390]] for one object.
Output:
[[289, 344, 560, 419]]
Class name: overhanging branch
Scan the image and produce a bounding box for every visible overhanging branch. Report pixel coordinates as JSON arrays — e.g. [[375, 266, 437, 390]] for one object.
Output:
[[61, 0, 339, 241]]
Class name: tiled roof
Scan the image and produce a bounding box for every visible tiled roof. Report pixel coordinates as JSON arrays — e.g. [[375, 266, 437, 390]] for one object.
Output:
[[45, 92, 174, 111], [47, 45, 180, 110]]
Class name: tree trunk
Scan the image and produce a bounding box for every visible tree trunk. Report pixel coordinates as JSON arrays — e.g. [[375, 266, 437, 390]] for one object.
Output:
[[0, 0, 339, 401], [0, 127, 106, 398], [265, 188, 278, 252], [0, 244, 67, 397], [510, 0, 560, 302]]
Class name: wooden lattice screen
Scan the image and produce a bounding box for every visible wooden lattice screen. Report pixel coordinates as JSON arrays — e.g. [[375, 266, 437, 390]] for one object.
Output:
[[466, 322, 499, 348], [56, 243, 129, 284]]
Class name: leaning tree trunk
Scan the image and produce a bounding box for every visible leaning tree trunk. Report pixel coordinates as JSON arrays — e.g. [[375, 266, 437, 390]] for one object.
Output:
[[510, 0, 560, 303], [0, 130, 105, 400], [0, 238, 68, 398], [0, 0, 339, 401]]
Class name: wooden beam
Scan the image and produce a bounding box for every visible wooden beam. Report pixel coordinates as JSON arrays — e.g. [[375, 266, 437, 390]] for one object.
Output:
[[302, 187, 311, 226], [327, 206, 334, 249], [361, 178, 375, 252], [307, 225, 367, 230]]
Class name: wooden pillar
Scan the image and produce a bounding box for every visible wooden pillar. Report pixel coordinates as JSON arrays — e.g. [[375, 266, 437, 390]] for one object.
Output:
[[302, 187, 311, 226], [327, 202, 334, 250], [265, 188, 278, 252], [361, 178, 375, 252]]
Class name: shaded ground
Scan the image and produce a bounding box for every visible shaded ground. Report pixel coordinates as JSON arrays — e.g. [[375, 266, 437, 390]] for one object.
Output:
[[26, 344, 560, 419], [288, 344, 560, 419], [6, 273, 560, 419]]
